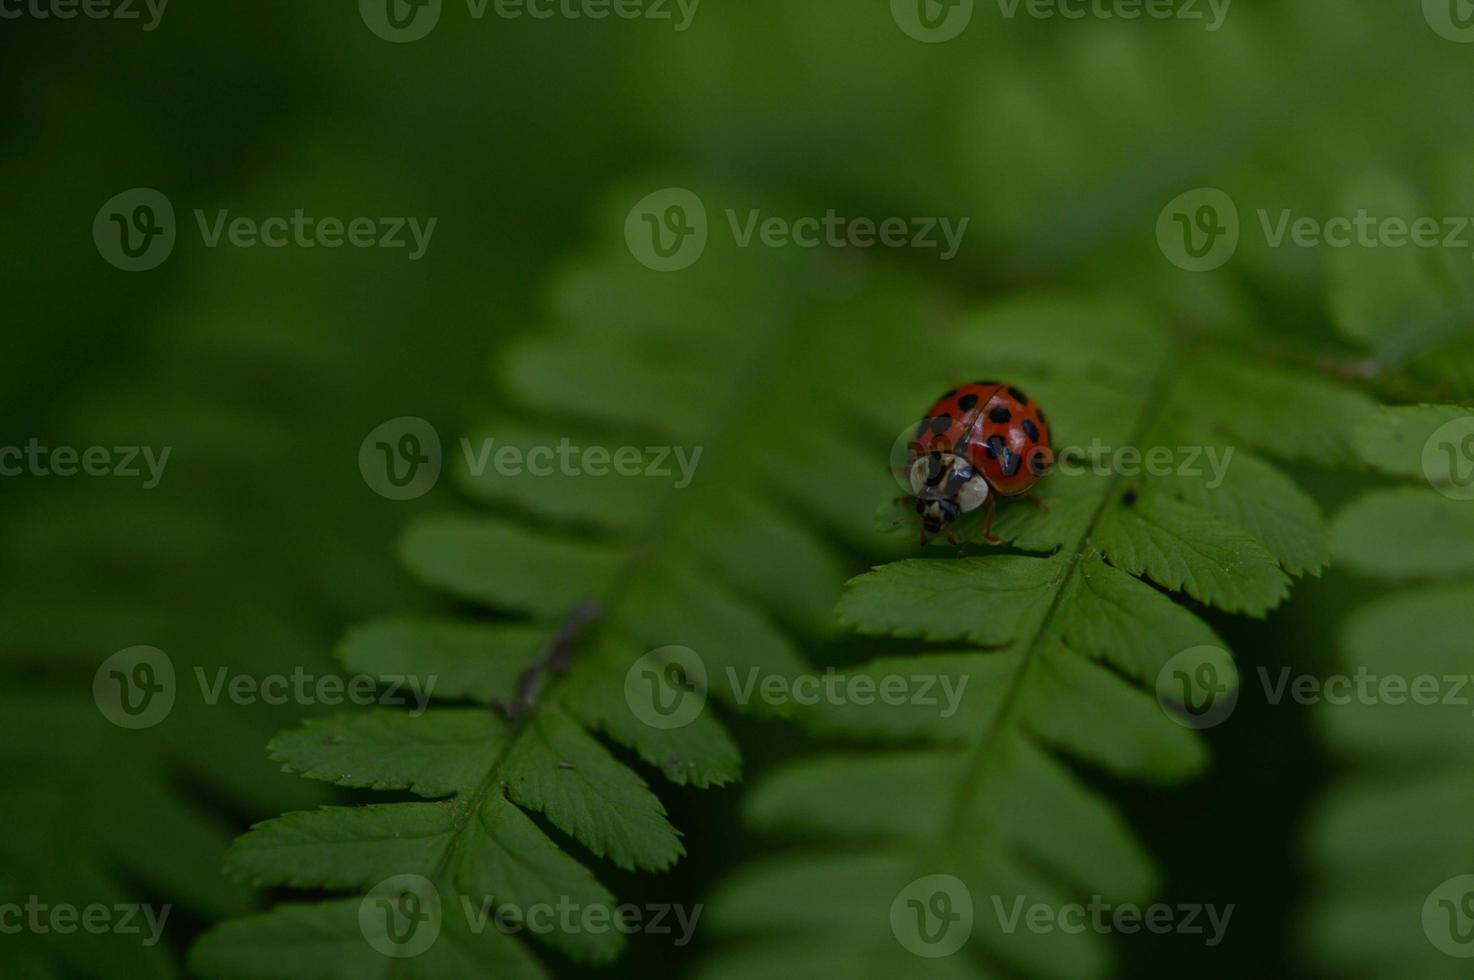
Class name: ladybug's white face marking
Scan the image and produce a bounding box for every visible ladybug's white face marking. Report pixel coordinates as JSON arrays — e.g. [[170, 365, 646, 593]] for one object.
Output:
[[910, 452, 970, 497], [908, 456, 935, 497], [909, 452, 986, 533], [956, 472, 990, 514]]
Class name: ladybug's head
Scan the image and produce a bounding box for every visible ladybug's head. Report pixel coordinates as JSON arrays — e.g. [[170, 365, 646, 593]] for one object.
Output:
[[909, 451, 989, 535]]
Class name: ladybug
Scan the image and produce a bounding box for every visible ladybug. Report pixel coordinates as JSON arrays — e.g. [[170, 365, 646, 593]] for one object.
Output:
[[906, 381, 1053, 544]]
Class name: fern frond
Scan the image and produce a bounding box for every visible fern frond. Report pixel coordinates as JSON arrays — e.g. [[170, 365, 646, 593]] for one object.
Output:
[[638, 5, 1474, 289], [1270, 156, 1474, 972], [698, 296, 1368, 979], [0, 357, 373, 978], [190, 199, 960, 977], [1326, 166, 1474, 384], [1302, 405, 1474, 978]]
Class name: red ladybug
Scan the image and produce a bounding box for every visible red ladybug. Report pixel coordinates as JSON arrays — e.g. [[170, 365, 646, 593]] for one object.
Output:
[[907, 381, 1053, 543]]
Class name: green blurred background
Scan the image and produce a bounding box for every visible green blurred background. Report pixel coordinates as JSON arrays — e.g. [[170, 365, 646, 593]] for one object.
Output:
[[3, 1, 1472, 977]]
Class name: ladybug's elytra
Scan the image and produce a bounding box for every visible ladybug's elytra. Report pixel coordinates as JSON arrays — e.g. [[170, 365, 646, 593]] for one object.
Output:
[[906, 381, 1053, 543]]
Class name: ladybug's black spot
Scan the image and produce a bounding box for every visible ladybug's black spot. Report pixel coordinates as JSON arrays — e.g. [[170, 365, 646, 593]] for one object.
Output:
[[1022, 419, 1040, 441], [957, 393, 979, 412], [986, 435, 1021, 477], [1007, 386, 1029, 406], [1036, 408, 1048, 426], [989, 406, 1012, 424], [1028, 449, 1050, 476], [929, 414, 953, 436]]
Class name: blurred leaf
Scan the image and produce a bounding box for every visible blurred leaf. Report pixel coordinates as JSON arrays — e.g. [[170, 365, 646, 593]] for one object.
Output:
[[191, 199, 960, 975], [1304, 466, 1474, 978]]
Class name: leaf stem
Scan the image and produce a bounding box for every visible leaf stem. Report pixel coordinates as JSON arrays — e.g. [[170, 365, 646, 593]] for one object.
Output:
[[940, 342, 1183, 839]]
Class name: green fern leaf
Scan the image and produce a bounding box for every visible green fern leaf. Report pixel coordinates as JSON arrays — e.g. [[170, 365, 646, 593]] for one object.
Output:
[[190, 217, 957, 977], [1326, 170, 1474, 380], [1303, 404, 1474, 978], [700, 296, 1357, 979]]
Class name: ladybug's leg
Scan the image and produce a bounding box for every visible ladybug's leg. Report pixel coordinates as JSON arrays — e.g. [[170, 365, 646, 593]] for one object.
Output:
[[980, 495, 1004, 546], [1023, 492, 1050, 513]]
